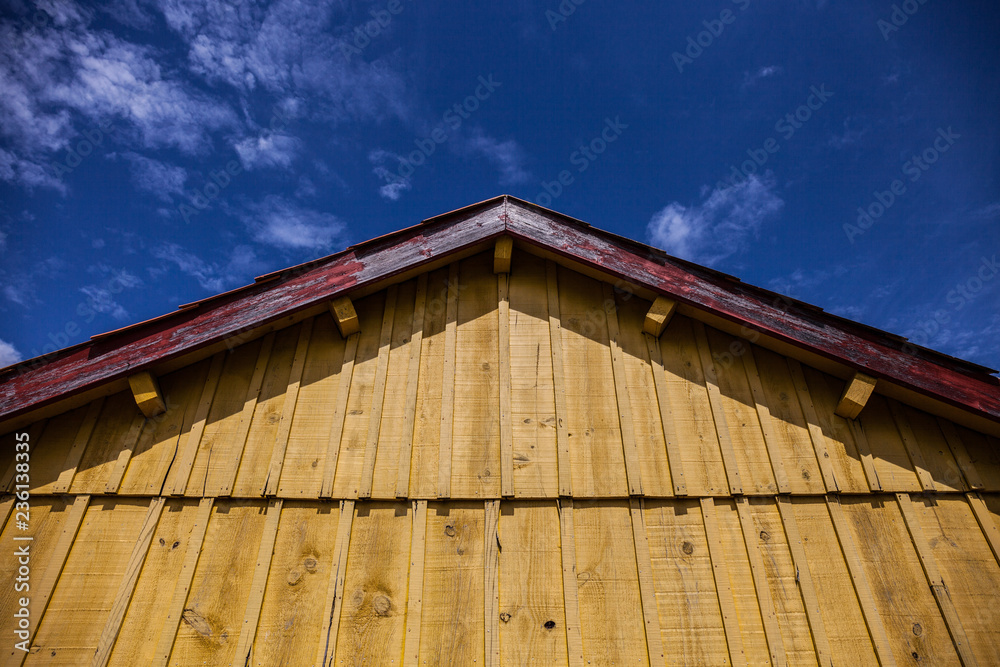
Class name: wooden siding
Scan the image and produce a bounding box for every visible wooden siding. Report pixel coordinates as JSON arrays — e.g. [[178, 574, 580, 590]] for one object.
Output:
[[2, 248, 1000, 665]]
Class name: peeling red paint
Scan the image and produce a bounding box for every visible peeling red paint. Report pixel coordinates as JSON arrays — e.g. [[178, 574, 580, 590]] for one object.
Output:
[[1, 195, 998, 427]]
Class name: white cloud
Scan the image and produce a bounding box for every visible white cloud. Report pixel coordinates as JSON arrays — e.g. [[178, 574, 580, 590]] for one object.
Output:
[[462, 129, 531, 185], [155, 0, 413, 124], [240, 195, 345, 251], [369, 149, 411, 201], [0, 229, 6, 252], [119, 152, 187, 201], [235, 133, 299, 170], [0, 7, 237, 191], [78, 269, 142, 321], [974, 202, 1000, 219], [741, 65, 783, 89], [0, 338, 22, 367], [647, 174, 784, 266], [152, 242, 260, 293]]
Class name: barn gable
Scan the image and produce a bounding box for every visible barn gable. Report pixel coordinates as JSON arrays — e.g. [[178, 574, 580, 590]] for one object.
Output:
[[2, 197, 1000, 665]]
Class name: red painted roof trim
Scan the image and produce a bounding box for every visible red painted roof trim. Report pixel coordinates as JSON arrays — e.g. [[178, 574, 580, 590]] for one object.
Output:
[[1, 195, 997, 426]]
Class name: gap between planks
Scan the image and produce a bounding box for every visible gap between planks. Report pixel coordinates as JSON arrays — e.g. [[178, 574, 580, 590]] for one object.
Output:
[[396, 275, 428, 498], [263, 320, 314, 497], [402, 500, 428, 666], [317, 499, 355, 667], [359, 286, 398, 498], [152, 497, 214, 667], [437, 263, 460, 498], [15, 494, 90, 667], [498, 275, 514, 498], [92, 497, 166, 667], [547, 262, 572, 497], [604, 283, 644, 496], [320, 333, 360, 498]]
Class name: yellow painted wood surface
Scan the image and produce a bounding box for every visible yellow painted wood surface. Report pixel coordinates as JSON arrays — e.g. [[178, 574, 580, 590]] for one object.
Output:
[[253, 501, 340, 666], [7, 249, 1000, 667], [334, 501, 412, 665], [419, 502, 485, 665], [498, 501, 569, 666]]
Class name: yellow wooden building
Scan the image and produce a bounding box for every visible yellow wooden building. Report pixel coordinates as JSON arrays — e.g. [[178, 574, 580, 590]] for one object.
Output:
[[1, 196, 999, 665]]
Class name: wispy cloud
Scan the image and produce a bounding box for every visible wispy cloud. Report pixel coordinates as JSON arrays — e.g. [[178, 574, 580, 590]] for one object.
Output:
[[155, 0, 413, 124], [152, 242, 261, 293], [118, 152, 187, 202], [78, 269, 143, 321], [0, 4, 237, 191], [461, 129, 531, 185], [369, 149, 411, 201], [235, 133, 300, 170], [239, 195, 346, 251], [0, 338, 21, 367], [741, 65, 783, 89], [646, 174, 784, 266]]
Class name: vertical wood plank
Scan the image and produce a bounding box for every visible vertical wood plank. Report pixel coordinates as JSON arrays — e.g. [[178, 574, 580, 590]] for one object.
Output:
[[397, 275, 427, 497], [234, 499, 283, 664], [735, 497, 788, 667], [437, 263, 459, 498], [216, 332, 274, 496], [775, 497, 832, 666], [605, 283, 644, 496], [558, 499, 584, 667], [937, 419, 985, 491], [967, 492, 1000, 567], [317, 499, 355, 667], [14, 495, 89, 666], [645, 333, 687, 495], [402, 500, 428, 667], [700, 497, 746, 666], [91, 497, 166, 667], [888, 400, 936, 492], [151, 497, 214, 667], [264, 320, 313, 496], [847, 419, 883, 492], [692, 321, 743, 495], [825, 496, 896, 666], [103, 410, 146, 494], [896, 493, 978, 666], [786, 359, 840, 493], [164, 354, 225, 496], [629, 499, 666, 667], [547, 262, 573, 497], [485, 500, 501, 667], [320, 334, 360, 498], [741, 347, 791, 494], [499, 275, 514, 497], [359, 286, 398, 498], [52, 397, 105, 493]]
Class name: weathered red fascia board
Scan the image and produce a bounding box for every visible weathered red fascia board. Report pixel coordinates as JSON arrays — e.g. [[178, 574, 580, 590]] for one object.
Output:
[[503, 200, 1000, 424], [0, 202, 506, 423], [2, 193, 998, 428]]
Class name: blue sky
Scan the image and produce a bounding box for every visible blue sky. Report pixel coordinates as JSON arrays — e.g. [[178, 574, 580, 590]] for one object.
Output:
[[1, 0, 998, 371]]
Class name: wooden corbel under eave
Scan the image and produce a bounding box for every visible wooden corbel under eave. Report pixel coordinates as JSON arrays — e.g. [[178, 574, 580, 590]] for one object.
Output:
[[128, 371, 166, 418], [493, 236, 513, 274], [835, 372, 877, 419], [643, 296, 677, 337], [330, 296, 360, 337]]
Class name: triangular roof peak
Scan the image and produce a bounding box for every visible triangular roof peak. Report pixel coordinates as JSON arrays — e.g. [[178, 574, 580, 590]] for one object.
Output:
[[1, 195, 998, 434]]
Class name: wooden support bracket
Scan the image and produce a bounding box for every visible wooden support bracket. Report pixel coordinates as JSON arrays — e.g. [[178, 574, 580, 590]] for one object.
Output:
[[329, 296, 360, 337], [834, 372, 877, 419], [128, 371, 166, 418], [493, 236, 513, 274], [643, 296, 677, 338]]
